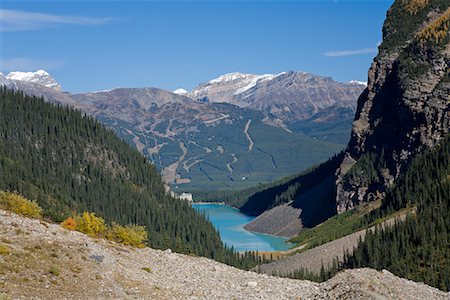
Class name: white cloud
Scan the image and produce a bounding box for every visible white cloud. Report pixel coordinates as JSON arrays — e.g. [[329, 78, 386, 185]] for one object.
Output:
[[0, 9, 112, 32], [0, 57, 65, 72], [323, 47, 378, 57]]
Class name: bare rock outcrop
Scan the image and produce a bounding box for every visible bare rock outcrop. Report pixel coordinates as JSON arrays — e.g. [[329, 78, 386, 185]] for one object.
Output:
[[336, 1, 450, 212]]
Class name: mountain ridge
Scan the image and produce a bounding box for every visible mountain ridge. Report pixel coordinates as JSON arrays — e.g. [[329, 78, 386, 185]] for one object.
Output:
[[1, 69, 362, 191]]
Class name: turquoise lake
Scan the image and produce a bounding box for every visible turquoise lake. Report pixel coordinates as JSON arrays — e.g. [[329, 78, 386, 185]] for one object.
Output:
[[192, 203, 292, 252]]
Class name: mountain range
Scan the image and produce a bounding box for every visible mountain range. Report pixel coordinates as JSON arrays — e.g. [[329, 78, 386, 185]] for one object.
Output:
[[1, 0, 449, 295], [231, 0, 450, 235], [224, 0, 450, 291], [0, 70, 365, 191]]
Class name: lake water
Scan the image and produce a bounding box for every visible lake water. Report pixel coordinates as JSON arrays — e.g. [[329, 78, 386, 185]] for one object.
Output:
[[192, 203, 292, 252]]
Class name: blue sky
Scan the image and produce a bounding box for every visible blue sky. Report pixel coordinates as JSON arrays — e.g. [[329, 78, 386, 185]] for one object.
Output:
[[1, 1, 393, 93]]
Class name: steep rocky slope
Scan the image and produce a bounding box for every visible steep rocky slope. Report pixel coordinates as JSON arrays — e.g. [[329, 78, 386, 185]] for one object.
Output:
[[0, 210, 448, 300], [336, 0, 450, 212]]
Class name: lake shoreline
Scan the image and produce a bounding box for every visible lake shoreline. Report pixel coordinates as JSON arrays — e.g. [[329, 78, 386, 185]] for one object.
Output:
[[193, 201, 226, 205], [192, 203, 292, 252]]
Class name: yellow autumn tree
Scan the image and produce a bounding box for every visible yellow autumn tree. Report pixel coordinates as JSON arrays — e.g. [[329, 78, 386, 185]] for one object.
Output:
[[417, 8, 450, 45], [106, 223, 148, 248], [0, 191, 42, 218], [73, 212, 106, 237], [61, 212, 148, 247]]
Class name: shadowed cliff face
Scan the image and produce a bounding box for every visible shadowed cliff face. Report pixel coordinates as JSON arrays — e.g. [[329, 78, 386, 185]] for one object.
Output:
[[336, 0, 450, 213]]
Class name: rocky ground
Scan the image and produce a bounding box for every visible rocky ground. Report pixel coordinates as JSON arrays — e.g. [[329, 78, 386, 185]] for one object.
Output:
[[258, 229, 366, 276], [0, 210, 448, 300]]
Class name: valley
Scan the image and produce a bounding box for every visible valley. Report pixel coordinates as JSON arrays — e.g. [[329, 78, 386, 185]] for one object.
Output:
[[0, 0, 449, 298], [0, 70, 364, 192]]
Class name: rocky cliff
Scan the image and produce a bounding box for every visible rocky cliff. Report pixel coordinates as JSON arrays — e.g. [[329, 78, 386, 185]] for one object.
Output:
[[336, 0, 450, 212]]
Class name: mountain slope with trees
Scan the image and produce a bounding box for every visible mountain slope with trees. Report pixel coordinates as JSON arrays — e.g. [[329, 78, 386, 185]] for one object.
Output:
[[243, 0, 450, 291], [0, 88, 257, 267], [342, 133, 450, 291], [336, 0, 450, 212]]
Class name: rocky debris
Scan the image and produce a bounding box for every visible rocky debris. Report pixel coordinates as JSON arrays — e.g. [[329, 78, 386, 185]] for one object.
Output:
[[0, 210, 448, 299], [244, 175, 337, 237], [244, 202, 302, 238], [257, 211, 411, 276], [258, 229, 366, 276], [316, 268, 450, 300]]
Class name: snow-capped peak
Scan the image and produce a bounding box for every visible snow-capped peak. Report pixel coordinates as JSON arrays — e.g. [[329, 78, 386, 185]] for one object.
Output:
[[173, 88, 189, 96], [189, 71, 289, 100], [6, 70, 62, 91], [349, 80, 367, 86], [209, 72, 255, 84]]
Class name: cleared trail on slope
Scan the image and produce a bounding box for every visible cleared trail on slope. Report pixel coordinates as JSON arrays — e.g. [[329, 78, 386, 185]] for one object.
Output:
[[244, 119, 254, 151]]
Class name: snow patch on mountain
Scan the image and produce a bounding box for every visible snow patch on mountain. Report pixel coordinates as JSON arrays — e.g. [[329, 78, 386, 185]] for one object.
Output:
[[234, 72, 287, 95], [173, 88, 189, 96], [349, 80, 367, 86], [190, 72, 290, 100], [209, 72, 252, 84], [6, 70, 62, 91]]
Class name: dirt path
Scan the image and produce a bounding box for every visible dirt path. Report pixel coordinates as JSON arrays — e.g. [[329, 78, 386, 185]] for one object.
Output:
[[226, 153, 238, 174], [203, 114, 229, 124], [127, 130, 145, 153]]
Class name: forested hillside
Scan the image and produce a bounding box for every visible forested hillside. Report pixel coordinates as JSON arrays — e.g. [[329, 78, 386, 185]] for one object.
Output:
[[342, 134, 450, 291], [0, 88, 256, 267], [194, 153, 342, 215]]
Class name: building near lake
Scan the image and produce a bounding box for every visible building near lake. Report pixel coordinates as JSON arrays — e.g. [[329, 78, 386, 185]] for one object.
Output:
[[170, 191, 193, 203]]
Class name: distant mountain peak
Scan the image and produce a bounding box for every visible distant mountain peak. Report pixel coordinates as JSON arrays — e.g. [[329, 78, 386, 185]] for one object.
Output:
[[188, 71, 365, 127], [6, 70, 62, 91], [207, 72, 287, 86], [190, 71, 289, 102]]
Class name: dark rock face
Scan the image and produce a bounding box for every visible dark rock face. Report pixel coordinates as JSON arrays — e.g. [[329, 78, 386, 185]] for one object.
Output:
[[336, 0, 450, 213]]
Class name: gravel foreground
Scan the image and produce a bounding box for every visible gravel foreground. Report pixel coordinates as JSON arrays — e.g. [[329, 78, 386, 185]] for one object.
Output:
[[0, 210, 448, 300]]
